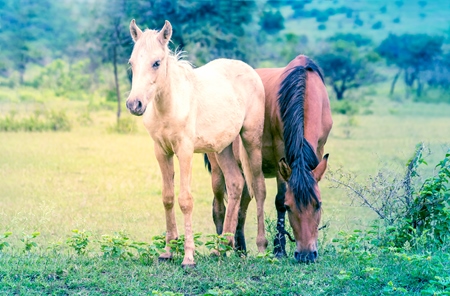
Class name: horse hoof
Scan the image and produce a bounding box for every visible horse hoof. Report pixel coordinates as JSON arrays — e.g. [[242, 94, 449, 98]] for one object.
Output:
[[181, 263, 196, 269], [158, 253, 173, 262]]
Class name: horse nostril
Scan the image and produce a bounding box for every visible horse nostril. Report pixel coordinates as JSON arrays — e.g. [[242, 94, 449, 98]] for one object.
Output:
[[312, 250, 318, 260], [137, 100, 142, 110]]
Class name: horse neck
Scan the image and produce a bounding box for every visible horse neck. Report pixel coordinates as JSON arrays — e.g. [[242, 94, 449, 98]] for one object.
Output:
[[153, 56, 193, 114]]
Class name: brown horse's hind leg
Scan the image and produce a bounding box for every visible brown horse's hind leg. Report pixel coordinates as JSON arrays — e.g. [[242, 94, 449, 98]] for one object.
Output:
[[207, 153, 227, 235], [274, 176, 288, 258], [215, 145, 245, 248], [235, 183, 251, 255], [154, 145, 177, 261]]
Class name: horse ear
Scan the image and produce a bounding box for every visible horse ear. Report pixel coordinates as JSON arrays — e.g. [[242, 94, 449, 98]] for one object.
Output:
[[313, 154, 329, 182], [278, 158, 292, 182], [158, 20, 172, 46], [130, 19, 142, 42]]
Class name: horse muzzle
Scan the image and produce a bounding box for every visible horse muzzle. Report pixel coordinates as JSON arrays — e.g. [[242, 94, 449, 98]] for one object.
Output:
[[294, 250, 318, 263], [126, 98, 145, 116]]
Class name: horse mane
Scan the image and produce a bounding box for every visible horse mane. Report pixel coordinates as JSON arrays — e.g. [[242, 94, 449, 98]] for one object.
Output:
[[142, 29, 193, 68], [278, 57, 321, 211]]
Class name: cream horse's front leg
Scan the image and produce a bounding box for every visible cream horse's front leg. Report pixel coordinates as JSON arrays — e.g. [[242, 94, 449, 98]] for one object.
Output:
[[176, 146, 196, 267], [155, 145, 177, 261]]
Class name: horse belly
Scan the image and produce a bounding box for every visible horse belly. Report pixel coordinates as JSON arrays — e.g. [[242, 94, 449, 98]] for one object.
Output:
[[193, 124, 241, 153]]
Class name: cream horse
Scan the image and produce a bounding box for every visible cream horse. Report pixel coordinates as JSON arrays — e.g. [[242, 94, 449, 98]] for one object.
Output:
[[126, 20, 267, 267]]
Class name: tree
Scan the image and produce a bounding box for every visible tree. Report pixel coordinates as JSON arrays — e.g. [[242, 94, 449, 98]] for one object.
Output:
[[377, 33, 443, 97], [0, 0, 76, 84], [126, 0, 259, 66], [316, 35, 380, 100], [86, 0, 133, 122]]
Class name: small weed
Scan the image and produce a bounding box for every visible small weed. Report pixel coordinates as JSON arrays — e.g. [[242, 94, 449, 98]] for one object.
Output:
[[166, 233, 203, 258], [130, 240, 164, 264], [0, 231, 12, 251], [256, 250, 279, 264], [66, 229, 91, 255], [205, 233, 233, 258], [21, 232, 40, 253], [100, 231, 133, 259]]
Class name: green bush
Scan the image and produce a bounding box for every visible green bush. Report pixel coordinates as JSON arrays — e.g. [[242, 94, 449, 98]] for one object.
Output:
[[331, 100, 359, 115], [393, 150, 450, 246], [329, 144, 450, 249], [107, 116, 137, 134], [0, 110, 71, 132]]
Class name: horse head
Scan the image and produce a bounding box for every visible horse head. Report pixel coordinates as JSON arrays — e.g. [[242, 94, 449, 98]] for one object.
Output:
[[278, 154, 328, 263], [126, 20, 172, 116]]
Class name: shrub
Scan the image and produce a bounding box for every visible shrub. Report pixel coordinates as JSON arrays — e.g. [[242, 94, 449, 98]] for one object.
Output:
[[0, 110, 71, 132], [329, 144, 450, 248], [107, 116, 137, 134], [66, 229, 91, 255], [331, 100, 359, 115]]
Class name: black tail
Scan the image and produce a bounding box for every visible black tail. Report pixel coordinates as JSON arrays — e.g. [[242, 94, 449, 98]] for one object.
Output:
[[277, 57, 322, 210], [204, 153, 212, 173]]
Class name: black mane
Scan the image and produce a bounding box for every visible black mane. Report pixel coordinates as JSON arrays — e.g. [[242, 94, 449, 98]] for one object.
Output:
[[278, 57, 322, 210]]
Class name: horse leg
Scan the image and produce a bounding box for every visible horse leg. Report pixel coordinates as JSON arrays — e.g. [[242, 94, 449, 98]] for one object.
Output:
[[207, 152, 227, 235], [154, 145, 177, 261], [235, 183, 251, 255], [274, 176, 288, 258], [176, 147, 196, 267], [215, 145, 245, 248], [240, 133, 268, 253]]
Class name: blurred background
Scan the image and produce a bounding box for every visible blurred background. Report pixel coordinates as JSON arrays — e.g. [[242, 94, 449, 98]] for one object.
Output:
[[0, 0, 449, 245], [0, 0, 449, 118]]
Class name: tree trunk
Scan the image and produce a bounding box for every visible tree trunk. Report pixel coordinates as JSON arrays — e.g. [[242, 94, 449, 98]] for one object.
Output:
[[113, 45, 121, 123], [416, 73, 422, 97], [334, 83, 346, 100], [390, 69, 402, 95]]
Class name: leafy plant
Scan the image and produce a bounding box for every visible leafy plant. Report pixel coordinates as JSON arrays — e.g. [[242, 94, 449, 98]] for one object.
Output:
[[205, 233, 234, 258], [66, 229, 91, 255], [399, 150, 450, 245], [21, 232, 40, 253], [256, 250, 279, 264], [0, 231, 12, 251], [99, 231, 133, 259], [166, 233, 203, 258], [329, 144, 450, 249], [130, 240, 164, 264]]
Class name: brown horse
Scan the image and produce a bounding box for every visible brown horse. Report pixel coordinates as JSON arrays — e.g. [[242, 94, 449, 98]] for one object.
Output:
[[206, 55, 332, 262]]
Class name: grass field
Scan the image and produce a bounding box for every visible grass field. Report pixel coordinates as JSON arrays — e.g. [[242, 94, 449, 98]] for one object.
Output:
[[1, 86, 449, 249], [1, 75, 450, 293]]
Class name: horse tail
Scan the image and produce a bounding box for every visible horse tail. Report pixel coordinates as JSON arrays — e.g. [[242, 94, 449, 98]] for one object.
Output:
[[238, 137, 255, 199], [203, 153, 212, 173], [277, 57, 321, 210]]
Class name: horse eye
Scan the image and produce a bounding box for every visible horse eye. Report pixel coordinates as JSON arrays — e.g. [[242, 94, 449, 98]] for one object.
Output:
[[152, 60, 161, 69], [284, 205, 291, 212]]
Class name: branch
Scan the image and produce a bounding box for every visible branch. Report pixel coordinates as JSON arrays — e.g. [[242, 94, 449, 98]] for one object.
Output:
[[328, 175, 387, 220]]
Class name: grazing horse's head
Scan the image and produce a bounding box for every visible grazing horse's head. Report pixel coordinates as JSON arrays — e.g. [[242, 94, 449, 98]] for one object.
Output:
[[279, 154, 328, 263], [126, 20, 172, 116]]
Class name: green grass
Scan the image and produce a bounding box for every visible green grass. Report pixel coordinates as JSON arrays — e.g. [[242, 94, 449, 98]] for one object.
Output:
[[1, 241, 448, 295], [1, 83, 450, 294]]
